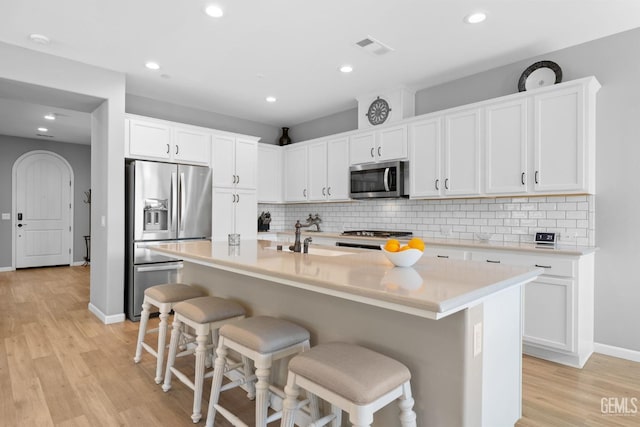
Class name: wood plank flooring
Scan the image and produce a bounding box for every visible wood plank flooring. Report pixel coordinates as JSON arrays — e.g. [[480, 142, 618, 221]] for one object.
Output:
[[1, 266, 639, 426]]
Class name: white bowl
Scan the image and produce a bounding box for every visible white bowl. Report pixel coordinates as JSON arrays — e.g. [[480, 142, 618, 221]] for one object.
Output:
[[380, 245, 423, 267]]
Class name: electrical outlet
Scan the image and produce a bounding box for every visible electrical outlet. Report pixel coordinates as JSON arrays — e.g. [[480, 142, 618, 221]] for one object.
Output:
[[473, 322, 482, 357]]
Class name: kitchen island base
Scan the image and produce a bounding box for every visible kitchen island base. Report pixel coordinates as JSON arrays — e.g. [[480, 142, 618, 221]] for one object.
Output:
[[182, 261, 525, 426]]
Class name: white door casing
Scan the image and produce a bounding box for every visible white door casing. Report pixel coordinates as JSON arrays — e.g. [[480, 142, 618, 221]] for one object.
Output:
[[12, 151, 73, 268]]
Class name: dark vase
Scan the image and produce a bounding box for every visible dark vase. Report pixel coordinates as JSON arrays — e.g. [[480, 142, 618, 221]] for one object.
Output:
[[278, 127, 292, 146]]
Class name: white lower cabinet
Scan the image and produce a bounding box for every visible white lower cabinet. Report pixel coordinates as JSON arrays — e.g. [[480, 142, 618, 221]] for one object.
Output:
[[471, 249, 594, 368], [423, 246, 469, 260], [212, 188, 257, 241]]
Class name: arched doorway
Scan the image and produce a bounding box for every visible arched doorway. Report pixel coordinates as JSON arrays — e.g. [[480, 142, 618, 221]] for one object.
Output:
[[12, 150, 74, 268]]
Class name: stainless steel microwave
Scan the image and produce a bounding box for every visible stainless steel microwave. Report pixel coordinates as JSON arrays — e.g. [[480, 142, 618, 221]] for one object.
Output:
[[349, 161, 409, 199]]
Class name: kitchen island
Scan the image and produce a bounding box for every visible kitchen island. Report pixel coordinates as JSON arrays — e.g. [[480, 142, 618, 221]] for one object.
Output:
[[152, 239, 542, 426]]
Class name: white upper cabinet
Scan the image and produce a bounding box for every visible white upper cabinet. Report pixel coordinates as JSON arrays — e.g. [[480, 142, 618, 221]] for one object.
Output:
[[126, 117, 210, 166], [409, 117, 442, 198], [212, 135, 258, 189], [284, 144, 309, 202], [257, 144, 283, 203], [349, 125, 408, 165], [485, 99, 528, 195], [307, 141, 328, 201], [326, 137, 350, 200], [532, 79, 598, 194], [443, 108, 481, 197]]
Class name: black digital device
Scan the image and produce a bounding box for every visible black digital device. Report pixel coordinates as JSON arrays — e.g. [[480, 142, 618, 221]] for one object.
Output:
[[535, 232, 556, 245]]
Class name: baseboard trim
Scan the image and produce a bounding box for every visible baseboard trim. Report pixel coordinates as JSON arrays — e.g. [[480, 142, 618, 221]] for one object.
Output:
[[594, 342, 640, 363], [88, 303, 126, 324], [71, 261, 86, 267], [0, 266, 15, 272]]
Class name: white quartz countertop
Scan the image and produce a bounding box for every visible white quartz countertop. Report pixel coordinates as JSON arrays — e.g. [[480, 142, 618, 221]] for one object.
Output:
[[152, 240, 543, 319], [269, 231, 597, 256]]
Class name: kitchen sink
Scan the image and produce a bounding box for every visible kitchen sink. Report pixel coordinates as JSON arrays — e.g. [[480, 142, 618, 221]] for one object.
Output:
[[264, 246, 353, 257]]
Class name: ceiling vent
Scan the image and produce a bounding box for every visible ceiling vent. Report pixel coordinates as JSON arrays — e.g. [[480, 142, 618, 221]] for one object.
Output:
[[355, 36, 394, 56]]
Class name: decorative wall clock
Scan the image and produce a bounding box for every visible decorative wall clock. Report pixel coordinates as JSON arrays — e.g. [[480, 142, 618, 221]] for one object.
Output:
[[366, 96, 391, 125]]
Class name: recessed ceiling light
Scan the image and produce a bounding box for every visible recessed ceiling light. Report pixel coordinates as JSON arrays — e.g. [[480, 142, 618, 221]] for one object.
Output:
[[37, 127, 48, 132], [29, 33, 50, 45], [44, 113, 56, 121], [266, 96, 276, 103], [145, 61, 160, 70], [339, 65, 353, 73], [465, 12, 487, 24], [205, 5, 224, 18]]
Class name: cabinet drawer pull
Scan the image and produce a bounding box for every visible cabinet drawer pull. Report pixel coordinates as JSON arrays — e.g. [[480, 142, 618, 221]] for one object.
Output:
[[303, 189, 307, 197], [435, 179, 439, 190], [327, 187, 331, 196], [535, 171, 539, 184], [521, 172, 525, 185], [236, 193, 240, 203], [535, 264, 552, 269], [166, 143, 170, 154], [378, 146, 381, 157], [370, 147, 374, 158], [175, 145, 179, 155], [444, 178, 449, 190], [236, 175, 239, 184], [322, 187, 326, 196], [486, 259, 501, 263], [437, 255, 449, 259]]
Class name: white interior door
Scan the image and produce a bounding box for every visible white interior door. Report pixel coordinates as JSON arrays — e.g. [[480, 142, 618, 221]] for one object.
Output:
[[15, 152, 72, 268]]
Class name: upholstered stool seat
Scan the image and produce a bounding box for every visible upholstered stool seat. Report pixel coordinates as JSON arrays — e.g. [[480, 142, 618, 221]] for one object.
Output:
[[133, 283, 206, 384], [280, 342, 417, 427], [205, 316, 315, 427], [162, 296, 246, 423]]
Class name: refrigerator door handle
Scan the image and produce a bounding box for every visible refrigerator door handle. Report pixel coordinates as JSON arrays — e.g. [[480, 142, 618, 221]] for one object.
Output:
[[179, 172, 186, 232], [171, 172, 178, 234]]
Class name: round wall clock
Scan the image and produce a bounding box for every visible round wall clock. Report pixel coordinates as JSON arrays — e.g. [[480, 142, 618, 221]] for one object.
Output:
[[366, 96, 391, 125], [518, 60, 562, 92]]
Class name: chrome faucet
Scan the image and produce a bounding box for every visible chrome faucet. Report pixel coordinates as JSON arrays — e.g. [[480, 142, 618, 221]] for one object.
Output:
[[289, 220, 312, 252]]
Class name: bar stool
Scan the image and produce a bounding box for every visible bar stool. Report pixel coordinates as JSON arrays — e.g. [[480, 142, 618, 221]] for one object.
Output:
[[162, 296, 246, 423], [205, 316, 315, 427], [133, 283, 206, 384], [280, 342, 417, 427]]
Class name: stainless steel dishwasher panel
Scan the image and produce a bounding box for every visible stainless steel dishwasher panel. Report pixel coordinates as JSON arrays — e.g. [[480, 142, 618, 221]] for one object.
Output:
[[127, 261, 183, 321]]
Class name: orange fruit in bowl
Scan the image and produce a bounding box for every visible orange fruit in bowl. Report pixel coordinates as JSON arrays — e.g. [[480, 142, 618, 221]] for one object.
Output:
[[398, 245, 412, 251], [384, 239, 401, 252], [408, 237, 425, 252]]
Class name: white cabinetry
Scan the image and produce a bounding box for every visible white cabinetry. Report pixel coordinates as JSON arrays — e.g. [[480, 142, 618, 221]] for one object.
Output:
[[533, 81, 597, 194], [126, 117, 211, 166], [257, 144, 283, 203], [284, 144, 308, 202], [423, 246, 469, 260], [444, 108, 481, 196], [212, 135, 257, 189], [409, 117, 442, 198], [211, 133, 259, 241], [470, 249, 594, 368], [349, 125, 407, 165], [484, 99, 528, 194], [212, 188, 257, 241], [308, 138, 350, 201]]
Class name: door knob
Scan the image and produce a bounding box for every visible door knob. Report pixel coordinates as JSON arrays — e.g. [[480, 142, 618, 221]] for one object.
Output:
[[17, 224, 23, 228]]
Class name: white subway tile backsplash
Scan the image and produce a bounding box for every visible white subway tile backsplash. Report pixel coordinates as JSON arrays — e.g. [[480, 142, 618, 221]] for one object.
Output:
[[258, 195, 595, 246]]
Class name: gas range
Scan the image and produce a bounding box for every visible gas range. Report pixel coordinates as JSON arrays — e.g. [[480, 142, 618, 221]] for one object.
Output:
[[340, 230, 413, 238]]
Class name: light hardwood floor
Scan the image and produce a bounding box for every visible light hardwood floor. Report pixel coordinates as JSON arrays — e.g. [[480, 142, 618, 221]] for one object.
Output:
[[1, 266, 638, 426]]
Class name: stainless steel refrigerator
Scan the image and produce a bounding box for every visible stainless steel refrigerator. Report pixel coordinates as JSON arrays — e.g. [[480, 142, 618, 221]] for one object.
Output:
[[125, 160, 212, 320]]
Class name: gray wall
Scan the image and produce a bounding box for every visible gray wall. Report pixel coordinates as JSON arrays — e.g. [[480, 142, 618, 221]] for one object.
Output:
[[126, 94, 281, 144], [0, 135, 91, 266], [287, 27, 640, 353], [288, 108, 359, 143]]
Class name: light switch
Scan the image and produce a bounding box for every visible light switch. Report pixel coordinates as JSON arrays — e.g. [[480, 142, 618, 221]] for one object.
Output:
[[1, 213, 10, 220]]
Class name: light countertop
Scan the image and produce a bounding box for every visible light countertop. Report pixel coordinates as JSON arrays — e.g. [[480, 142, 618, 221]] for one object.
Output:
[[152, 239, 542, 319], [267, 231, 597, 256]]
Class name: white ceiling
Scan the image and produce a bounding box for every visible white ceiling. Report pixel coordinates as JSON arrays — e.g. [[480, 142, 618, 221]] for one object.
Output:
[[1, 0, 640, 142]]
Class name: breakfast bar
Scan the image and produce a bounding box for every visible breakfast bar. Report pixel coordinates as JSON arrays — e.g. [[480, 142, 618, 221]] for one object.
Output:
[[152, 239, 542, 426]]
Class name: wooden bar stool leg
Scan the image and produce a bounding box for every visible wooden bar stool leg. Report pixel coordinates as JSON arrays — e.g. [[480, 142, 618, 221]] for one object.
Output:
[[399, 382, 417, 427], [242, 355, 256, 400], [255, 361, 271, 427], [329, 405, 342, 427], [192, 327, 209, 423], [154, 306, 170, 383], [133, 300, 151, 363], [205, 343, 228, 427], [162, 317, 182, 392], [281, 372, 300, 427]]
